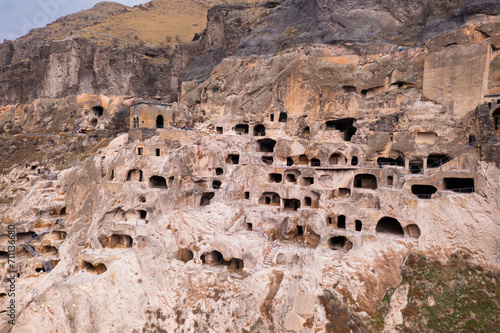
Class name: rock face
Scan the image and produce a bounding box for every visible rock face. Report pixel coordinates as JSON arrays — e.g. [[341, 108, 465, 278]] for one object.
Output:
[[0, 0, 500, 332], [0, 38, 175, 105]]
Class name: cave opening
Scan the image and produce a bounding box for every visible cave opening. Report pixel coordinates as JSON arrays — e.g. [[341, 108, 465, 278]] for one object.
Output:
[[149, 176, 167, 189], [411, 185, 437, 199], [200, 192, 215, 206], [298, 155, 309, 165], [234, 124, 249, 135], [300, 177, 314, 186], [227, 154, 240, 164], [269, 173, 282, 183], [355, 220, 362, 231], [279, 112, 288, 122], [92, 106, 104, 117], [285, 173, 297, 183], [328, 236, 351, 250], [377, 156, 404, 167], [253, 124, 266, 136], [156, 115, 164, 129], [258, 138, 276, 153], [310, 158, 321, 167], [444, 178, 474, 193], [354, 174, 377, 189], [329, 153, 346, 165], [259, 192, 280, 206], [283, 199, 300, 211], [325, 118, 357, 141], [337, 215, 346, 229], [376, 217, 404, 236]]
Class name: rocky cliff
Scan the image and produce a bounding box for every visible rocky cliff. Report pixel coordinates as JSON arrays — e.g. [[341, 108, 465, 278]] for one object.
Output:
[[0, 0, 500, 332]]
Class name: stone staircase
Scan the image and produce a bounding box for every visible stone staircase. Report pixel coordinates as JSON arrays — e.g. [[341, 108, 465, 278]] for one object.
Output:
[[427, 142, 478, 173], [21, 231, 53, 273], [263, 243, 280, 268]]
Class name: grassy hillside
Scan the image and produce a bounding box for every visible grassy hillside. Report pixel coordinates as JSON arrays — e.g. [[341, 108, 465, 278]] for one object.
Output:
[[18, 0, 268, 47]]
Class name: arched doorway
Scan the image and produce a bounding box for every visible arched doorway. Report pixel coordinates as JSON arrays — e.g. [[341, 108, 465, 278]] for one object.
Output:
[[493, 108, 500, 134], [156, 115, 164, 129]]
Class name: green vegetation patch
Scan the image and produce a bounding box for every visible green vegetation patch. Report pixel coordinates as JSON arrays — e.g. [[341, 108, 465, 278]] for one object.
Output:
[[372, 251, 500, 332]]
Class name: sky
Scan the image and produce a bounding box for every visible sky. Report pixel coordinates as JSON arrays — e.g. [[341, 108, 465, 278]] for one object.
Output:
[[0, 0, 146, 41]]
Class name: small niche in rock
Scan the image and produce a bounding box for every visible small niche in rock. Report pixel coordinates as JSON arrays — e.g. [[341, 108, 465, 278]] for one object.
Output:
[[329, 153, 346, 165], [328, 236, 352, 251], [404, 224, 421, 238], [262, 156, 274, 165], [355, 220, 362, 231], [200, 192, 215, 206], [283, 199, 300, 211], [226, 154, 240, 164], [269, 173, 282, 183], [110, 234, 133, 248], [82, 261, 107, 275], [126, 169, 143, 182], [337, 215, 346, 229], [298, 155, 309, 165], [337, 188, 351, 198], [259, 192, 280, 206], [177, 248, 194, 263], [300, 177, 314, 186]]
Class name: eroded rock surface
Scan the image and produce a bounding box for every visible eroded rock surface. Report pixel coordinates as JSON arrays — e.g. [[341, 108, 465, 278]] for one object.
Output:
[[0, 0, 499, 332]]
